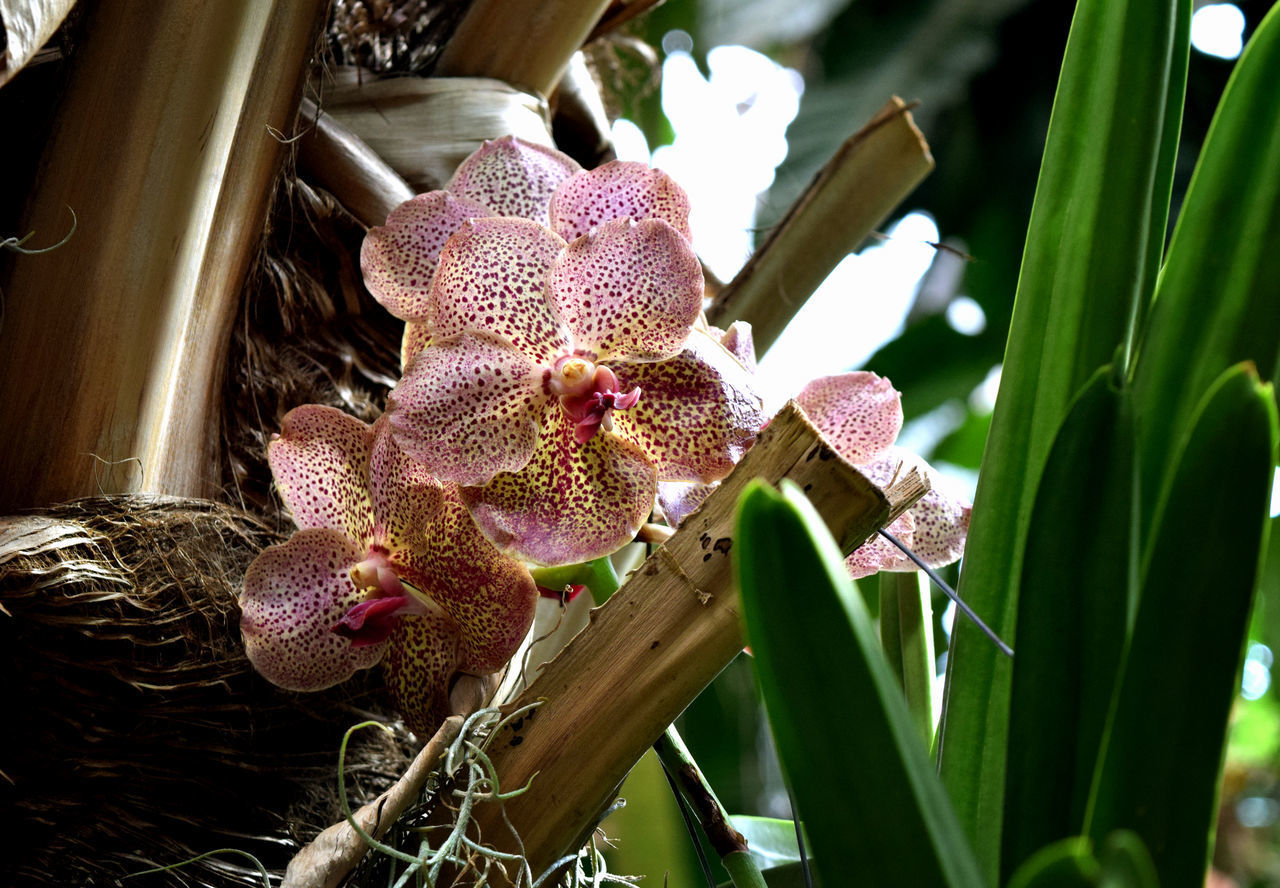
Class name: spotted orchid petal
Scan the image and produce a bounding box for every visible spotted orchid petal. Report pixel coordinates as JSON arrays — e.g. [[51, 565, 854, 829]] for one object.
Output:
[[361, 191, 493, 323], [368, 416, 444, 556], [401, 321, 432, 368], [846, 512, 916, 580], [448, 136, 582, 227], [549, 161, 694, 243], [796, 371, 903, 465], [708, 321, 757, 373], [394, 489, 537, 673], [387, 331, 548, 487], [268, 405, 375, 545], [548, 218, 703, 363], [611, 328, 765, 482], [861, 446, 972, 570], [462, 411, 658, 566], [657, 480, 716, 529], [240, 529, 385, 691], [428, 217, 571, 364], [381, 607, 463, 738]]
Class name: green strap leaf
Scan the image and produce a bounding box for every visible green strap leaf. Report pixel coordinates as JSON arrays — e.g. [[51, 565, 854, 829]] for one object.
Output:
[[939, 1, 1187, 876], [880, 570, 937, 748], [1132, 2, 1280, 532], [1085, 364, 1279, 887], [1096, 831, 1159, 888], [735, 480, 982, 888], [731, 815, 806, 869], [1007, 832, 1158, 888], [1008, 837, 1098, 888], [1001, 368, 1138, 881]]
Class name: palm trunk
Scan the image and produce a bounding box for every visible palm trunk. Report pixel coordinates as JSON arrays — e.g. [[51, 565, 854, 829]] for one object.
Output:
[[0, 0, 327, 509]]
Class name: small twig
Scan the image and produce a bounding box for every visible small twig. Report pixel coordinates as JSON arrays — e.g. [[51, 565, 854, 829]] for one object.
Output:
[[283, 704, 544, 888], [652, 729, 748, 859], [877, 529, 1014, 657]]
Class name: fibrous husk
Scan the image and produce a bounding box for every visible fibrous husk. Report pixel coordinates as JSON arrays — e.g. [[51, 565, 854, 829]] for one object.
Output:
[[222, 173, 405, 514], [326, 0, 469, 75], [0, 497, 415, 887]]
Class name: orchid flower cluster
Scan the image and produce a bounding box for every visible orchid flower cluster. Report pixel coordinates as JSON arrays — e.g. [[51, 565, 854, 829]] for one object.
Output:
[[239, 136, 970, 738]]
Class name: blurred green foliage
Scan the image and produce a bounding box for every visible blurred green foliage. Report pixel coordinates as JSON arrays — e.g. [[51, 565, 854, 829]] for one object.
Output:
[[603, 1, 1280, 884]]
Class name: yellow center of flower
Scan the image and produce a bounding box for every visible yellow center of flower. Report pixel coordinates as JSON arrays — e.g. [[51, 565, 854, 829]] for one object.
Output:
[[551, 355, 598, 397], [559, 357, 593, 387]]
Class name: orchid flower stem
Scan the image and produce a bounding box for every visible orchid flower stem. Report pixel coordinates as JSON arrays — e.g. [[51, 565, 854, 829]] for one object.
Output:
[[652, 727, 768, 888], [585, 556, 621, 605], [879, 571, 936, 748], [722, 852, 770, 888], [529, 555, 621, 606], [656, 749, 718, 888], [877, 529, 1014, 658]]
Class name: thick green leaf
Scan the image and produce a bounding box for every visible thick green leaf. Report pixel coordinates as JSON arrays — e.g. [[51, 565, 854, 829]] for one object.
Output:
[[1085, 364, 1279, 887], [735, 480, 983, 888], [1008, 838, 1096, 888], [1132, 2, 1280, 532], [938, 1, 1186, 875], [731, 815, 805, 869], [1001, 368, 1137, 880], [1007, 832, 1158, 888], [1137, 0, 1190, 334], [881, 571, 936, 747]]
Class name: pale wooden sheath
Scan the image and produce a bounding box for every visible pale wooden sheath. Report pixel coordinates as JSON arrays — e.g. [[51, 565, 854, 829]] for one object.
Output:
[[0, 0, 328, 509], [706, 97, 935, 356], [310, 69, 554, 197], [434, 0, 614, 98]]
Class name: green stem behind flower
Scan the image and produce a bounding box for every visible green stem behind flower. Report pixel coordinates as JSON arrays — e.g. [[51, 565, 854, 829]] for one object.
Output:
[[722, 851, 771, 888], [530, 555, 620, 605], [879, 571, 936, 749], [653, 728, 770, 888]]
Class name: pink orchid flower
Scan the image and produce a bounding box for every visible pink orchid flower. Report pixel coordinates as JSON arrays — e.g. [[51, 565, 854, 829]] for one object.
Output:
[[360, 135, 693, 364], [795, 371, 971, 579], [238, 405, 537, 737], [659, 370, 970, 580], [381, 213, 764, 566]]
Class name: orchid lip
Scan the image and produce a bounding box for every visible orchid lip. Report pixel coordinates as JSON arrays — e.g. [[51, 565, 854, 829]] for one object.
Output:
[[557, 365, 642, 443], [335, 555, 435, 648]]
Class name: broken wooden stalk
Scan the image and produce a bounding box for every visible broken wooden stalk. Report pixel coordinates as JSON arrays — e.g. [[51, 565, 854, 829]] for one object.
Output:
[[706, 96, 935, 356], [465, 402, 928, 881], [433, 0, 614, 98]]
